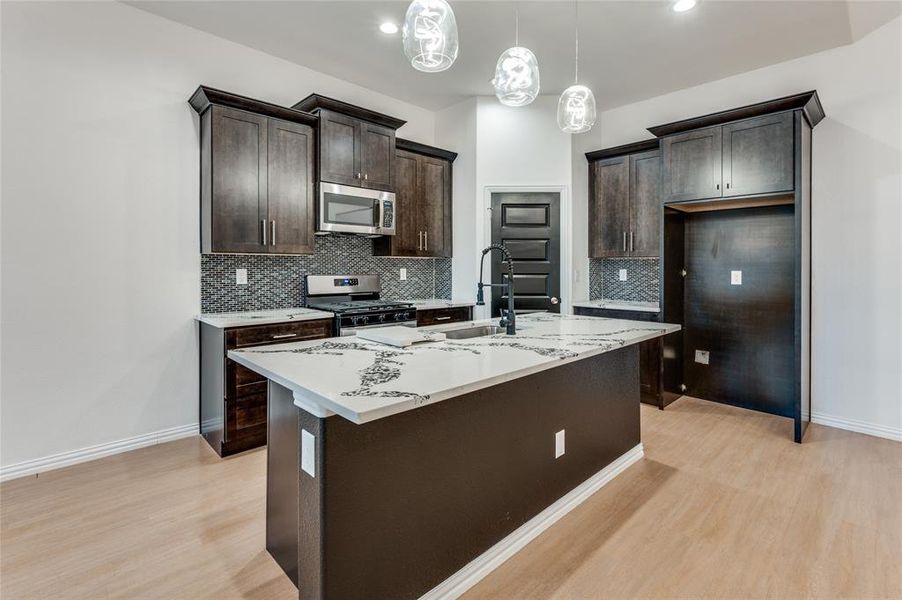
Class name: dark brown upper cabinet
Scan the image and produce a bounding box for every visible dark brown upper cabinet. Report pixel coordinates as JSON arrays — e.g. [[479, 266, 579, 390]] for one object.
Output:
[[650, 91, 824, 205], [190, 86, 317, 255], [374, 139, 456, 258], [292, 94, 406, 193], [586, 140, 662, 259], [660, 126, 722, 203], [722, 112, 793, 197]]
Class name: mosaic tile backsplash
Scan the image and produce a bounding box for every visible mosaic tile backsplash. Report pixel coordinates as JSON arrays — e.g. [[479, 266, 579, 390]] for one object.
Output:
[[589, 258, 659, 303], [201, 236, 452, 313]]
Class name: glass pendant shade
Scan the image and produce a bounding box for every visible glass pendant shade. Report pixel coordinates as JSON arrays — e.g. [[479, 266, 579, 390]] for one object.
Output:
[[492, 47, 540, 107], [402, 0, 459, 73], [557, 84, 597, 133]]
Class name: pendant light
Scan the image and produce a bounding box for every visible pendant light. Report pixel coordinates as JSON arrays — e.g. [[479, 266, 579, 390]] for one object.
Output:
[[402, 0, 459, 73], [491, 9, 540, 107], [557, 1, 596, 133]]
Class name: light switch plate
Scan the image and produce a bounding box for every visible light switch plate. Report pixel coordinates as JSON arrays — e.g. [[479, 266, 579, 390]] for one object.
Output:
[[301, 430, 315, 477], [555, 430, 565, 458], [695, 350, 710, 365], [619, 269, 628, 281], [400, 267, 407, 281], [236, 268, 248, 285], [731, 270, 742, 285]]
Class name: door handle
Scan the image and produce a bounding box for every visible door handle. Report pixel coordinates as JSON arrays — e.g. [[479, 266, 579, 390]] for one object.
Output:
[[271, 333, 297, 339], [622, 232, 627, 252], [424, 231, 428, 251], [629, 231, 634, 253], [271, 220, 276, 246], [418, 231, 423, 251], [261, 219, 267, 245]]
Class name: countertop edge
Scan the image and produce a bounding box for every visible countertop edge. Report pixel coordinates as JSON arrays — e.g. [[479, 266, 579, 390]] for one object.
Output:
[[196, 309, 335, 328]]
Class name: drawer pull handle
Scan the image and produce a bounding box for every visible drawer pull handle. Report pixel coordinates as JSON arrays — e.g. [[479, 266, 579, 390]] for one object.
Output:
[[271, 333, 298, 339], [435, 316, 452, 321]]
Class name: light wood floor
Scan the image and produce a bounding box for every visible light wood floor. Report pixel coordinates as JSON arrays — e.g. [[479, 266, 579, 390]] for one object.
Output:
[[2, 397, 900, 599]]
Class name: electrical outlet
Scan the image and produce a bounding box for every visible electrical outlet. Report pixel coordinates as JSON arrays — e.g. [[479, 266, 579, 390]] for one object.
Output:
[[555, 430, 566, 458], [619, 269, 628, 281], [236, 268, 248, 285], [400, 268, 407, 281], [731, 270, 742, 285], [301, 430, 315, 477]]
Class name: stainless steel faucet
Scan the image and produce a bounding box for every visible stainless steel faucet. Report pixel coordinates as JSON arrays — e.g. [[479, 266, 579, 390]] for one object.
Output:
[[476, 244, 516, 335]]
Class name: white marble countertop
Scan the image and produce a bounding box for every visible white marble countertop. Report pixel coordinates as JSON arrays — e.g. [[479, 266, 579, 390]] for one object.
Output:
[[572, 300, 660, 313], [399, 299, 476, 311], [228, 312, 680, 424], [196, 307, 334, 328]]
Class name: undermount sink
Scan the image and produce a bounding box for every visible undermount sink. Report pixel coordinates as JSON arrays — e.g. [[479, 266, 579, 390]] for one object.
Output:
[[443, 325, 505, 340]]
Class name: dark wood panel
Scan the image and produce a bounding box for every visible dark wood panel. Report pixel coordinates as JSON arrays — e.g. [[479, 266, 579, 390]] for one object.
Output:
[[647, 90, 824, 136], [795, 112, 813, 442], [375, 150, 419, 256], [629, 149, 662, 257], [291, 93, 407, 130], [226, 360, 266, 398], [590, 156, 629, 257], [360, 122, 394, 191], [502, 205, 549, 226], [209, 105, 267, 253], [395, 138, 458, 162], [722, 112, 794, 198], [267, 118, 315, 254], [661, 207, 686, 409], [418, 156, 450, 257], [683, 205, 795, 417], [661, 126, 722, 203], [415, 306, 471, 327], [267, 382, 301, 587], [318, 109, 360, 187], [503, 238, 548, 260], [225, 319, 333, 349], [585, 138, 659, 162], [189, 85, 318, 127]]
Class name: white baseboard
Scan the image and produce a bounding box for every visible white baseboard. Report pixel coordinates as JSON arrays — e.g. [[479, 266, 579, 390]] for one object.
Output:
[[811, 412, 901, 442], [420, 443, 645, 600], [0, 423, 199, 482]]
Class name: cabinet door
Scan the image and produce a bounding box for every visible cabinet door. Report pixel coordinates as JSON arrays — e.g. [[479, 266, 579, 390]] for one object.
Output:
[[210, 105, 268, 253], [589, 156, 630, 258], [267, 119, 315, 254], [661, 126, 722, 202], [418, 156, 451, 257], [391, 150, 421, 255], [360, 122, 395, 191], [318, 109, 360, 186], [629, 150, 662, 257], [722, 112, 793, 197]]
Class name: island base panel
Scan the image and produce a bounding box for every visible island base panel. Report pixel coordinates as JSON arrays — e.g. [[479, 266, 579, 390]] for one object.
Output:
[[294, 345, 640, 600]]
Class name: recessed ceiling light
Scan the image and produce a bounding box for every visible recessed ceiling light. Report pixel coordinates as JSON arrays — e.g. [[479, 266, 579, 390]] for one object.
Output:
[[379, 22, 399, 34], [672, 0, 697, 12]]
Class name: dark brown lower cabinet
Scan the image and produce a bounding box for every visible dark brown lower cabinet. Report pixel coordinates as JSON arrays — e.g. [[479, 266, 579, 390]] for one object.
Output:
[[416, 306, 472, 327], [199, 318, 333, 457], [573, 306, 673, 409]]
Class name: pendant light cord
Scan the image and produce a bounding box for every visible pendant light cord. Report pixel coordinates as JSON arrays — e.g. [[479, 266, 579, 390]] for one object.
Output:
[[515, 6, 520, 46], [574, 0, 579, 84]]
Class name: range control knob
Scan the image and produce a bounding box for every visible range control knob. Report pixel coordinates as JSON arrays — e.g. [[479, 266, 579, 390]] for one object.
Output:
[[360, 315, 370, 325], [350, 316, 360, 326], [377, 313, 386, 323]]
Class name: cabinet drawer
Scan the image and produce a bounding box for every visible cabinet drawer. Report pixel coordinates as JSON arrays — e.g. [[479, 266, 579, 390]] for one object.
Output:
[[416, 306, 471, 327], [573, 307, 660, 322], [225, 318, 333, 349], [233, 395, 268, 430]]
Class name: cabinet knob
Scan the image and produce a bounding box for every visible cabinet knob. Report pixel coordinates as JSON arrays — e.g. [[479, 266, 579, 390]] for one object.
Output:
[[550, 297, 559, 305]]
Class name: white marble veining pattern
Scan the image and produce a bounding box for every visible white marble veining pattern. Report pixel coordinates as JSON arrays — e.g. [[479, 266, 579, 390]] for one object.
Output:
[[572, 300, 660, 313], [228, 313, 680, 425], [196, 307, 334, 328]]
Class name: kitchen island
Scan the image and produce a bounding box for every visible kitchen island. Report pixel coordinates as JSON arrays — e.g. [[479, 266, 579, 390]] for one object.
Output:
[[229, 312, 679, 600]]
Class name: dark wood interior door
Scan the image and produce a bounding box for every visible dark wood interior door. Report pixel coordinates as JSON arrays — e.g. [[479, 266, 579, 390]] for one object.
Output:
[[491, 192, 561, 317], [210, 105, 267, 253], [629, 149, 662, 257], [590, 156, 629, 257], [390, 150, 420, 256], [318, 109, 360, 186], [267, 118, 315, 255], [418, 156, 451, 257], [662, 126, 722, 202], [360, 122, 395, 191], [722, 112, 794, 198]]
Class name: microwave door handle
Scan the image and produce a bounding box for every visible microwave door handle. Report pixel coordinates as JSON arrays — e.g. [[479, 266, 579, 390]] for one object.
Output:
[[374, 199, 382, 230]]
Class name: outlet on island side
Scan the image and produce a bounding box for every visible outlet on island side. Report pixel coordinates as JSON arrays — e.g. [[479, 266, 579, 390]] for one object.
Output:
[[555, 430, 565, 459], [400, 267, 407, 281], [618, 269, 628, 281], [236, 268, 248, 285]]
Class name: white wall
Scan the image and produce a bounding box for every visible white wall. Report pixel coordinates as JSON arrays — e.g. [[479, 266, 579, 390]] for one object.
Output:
[[437, 96, 574, 319], [571, 17, 902, 437], [0, 1, 435, 474]]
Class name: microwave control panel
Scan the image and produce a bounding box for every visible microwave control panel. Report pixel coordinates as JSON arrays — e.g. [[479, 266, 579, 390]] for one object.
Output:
[[382, 200, 394, 228]]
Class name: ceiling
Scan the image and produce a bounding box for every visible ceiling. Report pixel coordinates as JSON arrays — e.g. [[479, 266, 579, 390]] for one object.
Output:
[[127, 1, 901, 111]]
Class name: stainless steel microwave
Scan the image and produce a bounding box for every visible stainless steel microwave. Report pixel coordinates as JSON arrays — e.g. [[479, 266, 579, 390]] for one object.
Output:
[[318, 182, 395, 236]]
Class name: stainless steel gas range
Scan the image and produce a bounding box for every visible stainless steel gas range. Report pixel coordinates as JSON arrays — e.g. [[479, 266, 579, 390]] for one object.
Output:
[[305, 274, 415, 336]]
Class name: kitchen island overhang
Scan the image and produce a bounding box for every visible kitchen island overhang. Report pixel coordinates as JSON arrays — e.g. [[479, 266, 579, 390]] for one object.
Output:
[[228, 313, 680, 600]]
